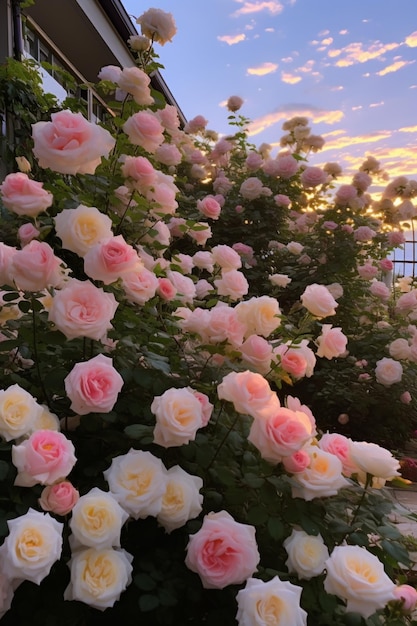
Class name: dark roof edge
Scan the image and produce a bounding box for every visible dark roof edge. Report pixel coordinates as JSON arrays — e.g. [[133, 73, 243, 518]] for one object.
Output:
[[98, 0, 187, 126]]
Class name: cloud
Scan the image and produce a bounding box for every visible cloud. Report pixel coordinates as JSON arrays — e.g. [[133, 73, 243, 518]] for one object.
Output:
[[232, 1, 284, 16], [320, 37, 333, 46], [339, 29, 348, 35], [328, 41, 400, 67], [376, 60, 414, 76], [331, 85, 344, 91], [399, 125, 417, 133], [281, 71, 302, 84], [217, 33, 246, 45], [247, 62, 279, 76], [405, 31, 417, 47], [369, 101, 384, 108], [318, 129, 393, 152], [248, 105, 344, 136]]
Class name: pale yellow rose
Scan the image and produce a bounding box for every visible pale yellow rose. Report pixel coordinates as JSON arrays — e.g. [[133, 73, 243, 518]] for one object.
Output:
[[0, 384, 42, 441], [54, 204, 113, 257], [283, 529, 329, 580], [157, 466, 203, 533]]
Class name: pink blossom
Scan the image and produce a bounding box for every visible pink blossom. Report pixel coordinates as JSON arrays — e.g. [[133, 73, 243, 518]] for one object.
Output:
[[184, 115, 208, 134], [39, 481, 80, 516], [214, 269, 249, 301], [265, 154, 299, 178], [322, 221, 338, 230], [335, 184, 357, 205], [354, 226, 376, 242], [64, 354, 124, 415], [393, 585, 417, 614], [300, 166, 327, 188], [185, 511, 260, 589], [83, 235, 139, 284], [319, 433, 357, 476], [18, 223, 40, 245], [117, 66, 153, 106], [401, 391, 412, 404], [274, 194, 291, 207], [387, 230, 406, 246], [156, 104, 180, 133], [136, 8, 177, 45], [32, 110, 115, 175], [123, 111, 165, 153], [155, 142, 182, 166], [121, 155, 157, 190], [197, 195, 221, 220], [282, 450, 310, 473], [357, 262, 378, 280], [157, 277, 177, 301], [226, 95, 244, 112], [0, 172, 53, 217], [212, 244, 242, 270], [207, 305, 247, 347], [12, 430, 77, 486], [122, 266, 159, 305], [353, 171, 372, 191], [217, 370, 278, 417], [380, 258, 394, 272], [9, 240, 64, 292], [245, 152, 263, 171], [239, 335, 273, 374], [369, 280, 390, 301]]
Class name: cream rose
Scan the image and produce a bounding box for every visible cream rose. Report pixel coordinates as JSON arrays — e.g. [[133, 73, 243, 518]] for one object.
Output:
[[64, 547, 133, 610], [283, 529, 329, 580], [54, 205, 113, 257], [316, 325, 348, 359], [157, 466, 203, 533], [291, 446, 350, 500], [0, 509, 62, 584], [136, 8, 177, 45], [151, 387, 205, 448], [375, 357, 403, 386], [236, 576, 307, 626], [0, 384, 42, 441], [324, 545, 396, 618], [69, 487, 129, 550], [235, 296, 281, 338], [104, 449, 166, 519], [349, 440, 401, 485]]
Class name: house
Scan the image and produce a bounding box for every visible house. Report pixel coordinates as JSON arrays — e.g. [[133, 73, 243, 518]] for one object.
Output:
[[0, 0, 185, 172]]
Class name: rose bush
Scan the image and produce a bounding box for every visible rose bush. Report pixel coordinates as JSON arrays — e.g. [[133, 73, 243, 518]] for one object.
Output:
[[0, 6, 417, 626]]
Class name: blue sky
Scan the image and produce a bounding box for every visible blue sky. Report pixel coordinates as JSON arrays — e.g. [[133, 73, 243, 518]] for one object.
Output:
[[123, 0, 417, 181]]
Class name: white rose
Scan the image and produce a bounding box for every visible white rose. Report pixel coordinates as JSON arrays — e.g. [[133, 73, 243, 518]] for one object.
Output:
[[54, 205, 113, 257], [324, 545, 396, 618], [236, 576, 307, 626], [157, 466, 203, 533], [29, 404, 60, 433], [235, 296, 281, 338], [64, 547, 133, 610], [269, 273, 292, 288], [103, 449, 166, 519], [375, 357, 403, 386], [0, 384, 42, 441], [283, 529, 329, 580], [69, 487, 129, 550], [151, 387, 204, 448], [0, 509, 62, 584], [287, 241, 304, 255], [291, 446, 350, 501], [349, 441, 401, 486]]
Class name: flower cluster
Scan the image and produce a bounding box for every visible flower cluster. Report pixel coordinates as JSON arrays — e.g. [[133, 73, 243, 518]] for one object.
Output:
[[0, 7, 417, 626]]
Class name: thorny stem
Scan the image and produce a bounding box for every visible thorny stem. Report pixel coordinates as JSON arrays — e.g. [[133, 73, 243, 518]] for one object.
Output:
[[206, 410, 239, 472], [31, 297, 50, 406]]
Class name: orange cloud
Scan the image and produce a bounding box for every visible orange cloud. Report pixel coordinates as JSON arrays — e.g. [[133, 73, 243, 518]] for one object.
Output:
[[399, 125, 417, 133], [376, 60, 414, 76], [405, 31, 417, 47], [248, 106, 344, 136], [247, 62, 278, 76], [217, 33, 246, 45], [232, 0, 284, 16], [329, 41, 400, 67], [319, 130, 393, 152], [281, 71, 302, 84]]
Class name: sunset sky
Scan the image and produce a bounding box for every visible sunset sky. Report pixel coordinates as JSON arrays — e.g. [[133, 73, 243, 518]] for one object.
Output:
[[123, 0, 417, 182]]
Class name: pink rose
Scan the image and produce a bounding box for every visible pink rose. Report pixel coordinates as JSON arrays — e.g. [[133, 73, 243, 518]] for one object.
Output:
[[335, 184, 357, 205], [239, 335, 273, 374], [32, 110, 115, 175], [248, 407, 315, 463], [122, 266, 159, 305], [9, 240, 64, 292], [12, 430, 77, 486], [354, 226, 376, 242], [184, 115, 208, 134], [83, 235, 139, 284], [39, 481, 80, 516], [274, 194, 291, 207], [217, 370, 279, 418], [316, 325, 348, 359], [157, 277, 177, 301], [207, 305, 247, 346], [375, 357, 403, 386], [188, 222, 212, 246], [214, 269, 249, 301], [380, 258, 394, 272], [197, 196, 221, 220], [136, 7, 177, 45], [282, 449, 310, 473], [265, 154, 299, 178], [319, 433, 358, 476], [18, 223, 40, 246], [121, 155, 156, 191], [393, 585, 417, 614], [357, 262, 378, 280], [166, 271, 196, 303], [64, 354, 124, 415], [0, 242, 17, 286], [98, 65, 122, 83], [117, 66, 153, 105], [276, 345, 308, 379], [48, 278, 118, 341], [123, 111, 165, 153], [369, 280, 390, 301], [156, 104, 180, 133], [0, 172, 53, 217], [151, 387, 205, 447], [300, 166, 328, 188], [301, 284, 338, 318], [239, 177, 265, 200], [401, 391, 412, 404], [188, 389, 213, 426], [185, 510, 260, 589], [211, 244, 242, 270], [155, 142, 182, 166]]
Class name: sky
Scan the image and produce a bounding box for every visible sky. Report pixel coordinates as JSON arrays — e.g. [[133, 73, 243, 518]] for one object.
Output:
[[122, 0, 417, 184]]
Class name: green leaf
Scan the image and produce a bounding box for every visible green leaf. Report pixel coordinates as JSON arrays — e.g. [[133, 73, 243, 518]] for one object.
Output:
[[380, 539, 412, 566], [158, 588, 178, 607], [124, 424, 153, 440], [0, 460, 9, 481], [134, 573, 157, 591], [139, 594, 160, 612], [267, 517, 285, 541], [246, 505, 268, 525]]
